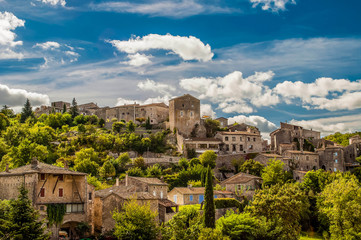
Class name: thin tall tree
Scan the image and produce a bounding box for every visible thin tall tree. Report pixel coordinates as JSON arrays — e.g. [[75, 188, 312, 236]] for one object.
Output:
[[20, 99, 33, 123], [204, 165, 215, 228], [69, 98, 79, 118]]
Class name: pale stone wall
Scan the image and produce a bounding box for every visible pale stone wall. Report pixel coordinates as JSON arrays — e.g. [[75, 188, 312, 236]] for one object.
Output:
[[0, 173, 37, 202], [215, 132, 263, 154], [283, 151, 319, 171]]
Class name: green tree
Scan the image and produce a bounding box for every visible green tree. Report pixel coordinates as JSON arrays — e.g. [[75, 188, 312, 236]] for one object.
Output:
[[318, 177, 361, 239], [261, 159, 291, 187], [69, 98, 79, 119], [198, 228, 230, 240], [113, 198, 159, 240], [8, 185, 49, 240], [98, 118, 105, 127], [112, 121, 125, 133], [0, 199, 12, 239], [112, 152, 131, 175], [247, 183, 309, 240], [146, 164, 162, 177], [20, 99, 33, 123], [73, 148, 100, 176], [204, 166, 215, 228], [178, 158, 189, 170], [1, 105, 15, 118], [199, 150, 217, 169], [133, 156, 145, 169], [126, 120, 136, 132], [239, 159, 264, 177], [62, 103, 67, 114], [99, 160, 116, 179], [145, 116, 152, 130], [204, 119, 220, 138], [0, 113, 10, 131], [126, 167, 144, 177]]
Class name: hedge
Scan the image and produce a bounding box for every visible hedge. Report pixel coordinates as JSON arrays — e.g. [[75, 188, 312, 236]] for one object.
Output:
[[214, 198, 247, 212]]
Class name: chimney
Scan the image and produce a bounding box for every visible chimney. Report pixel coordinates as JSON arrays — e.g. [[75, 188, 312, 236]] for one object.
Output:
[[5, 163, 9, 172], [31, 157, 39, 169], [125, 173, 129, 187], [116, 178, 119, 186]]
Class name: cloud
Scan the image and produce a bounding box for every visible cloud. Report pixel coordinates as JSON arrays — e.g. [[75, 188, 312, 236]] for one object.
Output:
[[34, 41, 61, 50], [38, 0, 66, 7], [250, 0, 296, 12], [0, 84, 50, 107], [137, 79, 175, 95], [90, 0, 236, 18], [107, 33, 213, 62], [200, 104, 216, 118], [290, 114, 361, 137], [0, 11, 25, 59], [179, 71, 279, 113], [116, 95, 171, 106], [274, 77, 361, 111], [126, 53, 152, 67]]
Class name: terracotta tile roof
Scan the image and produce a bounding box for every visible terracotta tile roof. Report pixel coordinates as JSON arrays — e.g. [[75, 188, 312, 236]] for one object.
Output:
[[0, 161, 86, 176], [159, 199, 178, 207], [221, 172, 262, 185], [171, 187, 232, 195], [128, 176, 168, 185], [95, 185, 157, 200], [217, 131, 259, 136]]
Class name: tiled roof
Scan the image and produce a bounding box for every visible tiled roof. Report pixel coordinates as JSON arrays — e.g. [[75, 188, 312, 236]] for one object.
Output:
[[0, 161, 86, 176], [285, 150, 318, 155], [169, 94, 198, 101], [171, 187, 232, 195], [257, 153, 283, 158], [221, 172, 262, 185], [159, 199, 178, 207], [128, 176, 168, 185], [184, 138, 222, 142], [95, 185, 157, 200]]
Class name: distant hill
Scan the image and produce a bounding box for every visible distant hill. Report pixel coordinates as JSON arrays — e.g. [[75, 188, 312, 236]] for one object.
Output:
[[324, 132, 361, 146]]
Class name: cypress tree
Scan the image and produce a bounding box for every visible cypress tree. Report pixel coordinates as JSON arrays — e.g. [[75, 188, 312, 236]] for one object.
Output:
[[69, 98, 79, 118], [20, 99, 33, 123], [204, 165, 215, 228], [62, 103, 67, 114], [8, 185, 49, 240]]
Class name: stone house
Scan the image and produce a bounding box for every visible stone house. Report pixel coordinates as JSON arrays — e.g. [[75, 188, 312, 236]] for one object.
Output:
[[253, 153, 289, 169], [0, 159, 93, 239], [51, 101, 71, 113], [215, 117, 228, 128], [343, 140, 361, 170], [78, 102, 100, 116], [220, 172, 262, 199], [270, 122, 320, 154], [183, 137, 222, 156], [167, 187, 233, 205], [282, 150, 319, 172], [215, 131, 262, 154], [169, 94, 201, 137]]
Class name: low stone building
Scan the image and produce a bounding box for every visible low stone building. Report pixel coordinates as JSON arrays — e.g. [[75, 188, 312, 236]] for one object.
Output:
[[215, 117, 228, 128], [78, 102, 100, 116], [183, 137, 222, 156], [0, 159, 93, 239], [220, 172, 262, 199], [215, 131, 262, 154], [282, 150, 319, 172], [253, 153, 288, 169], [167, 187, 233, 205]]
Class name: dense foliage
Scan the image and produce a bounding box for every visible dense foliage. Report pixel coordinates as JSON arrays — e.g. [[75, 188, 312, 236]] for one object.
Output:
[[325, 131, 361, 146]]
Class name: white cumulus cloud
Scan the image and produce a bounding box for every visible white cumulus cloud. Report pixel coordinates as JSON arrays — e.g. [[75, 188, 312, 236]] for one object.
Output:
[[38, 0, 66, 7], [201, 104, 216, 118], [0, 11, 25, 59], [107, 33, 213, 62], [179, 71, 279, 113], [0, 84, 50, 107], [34, 41, 61, 50], [116, 95, 171, 106], [127, 53, 152, 67], [250, 0, 296, 12], [137, 79, 175, 95]]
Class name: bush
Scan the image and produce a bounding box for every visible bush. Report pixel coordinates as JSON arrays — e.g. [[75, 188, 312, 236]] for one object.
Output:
[[214, 198, 247, 212]]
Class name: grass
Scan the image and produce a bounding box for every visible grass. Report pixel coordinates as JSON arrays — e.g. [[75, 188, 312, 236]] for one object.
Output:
[[300, 237, 323, 240], [300, 232, 323, 240]]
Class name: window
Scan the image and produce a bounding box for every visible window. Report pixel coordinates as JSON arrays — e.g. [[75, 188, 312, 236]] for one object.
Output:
[[40, 188, 45, 197], [180, 111, 183, 117], [66, 204, 84, 213], [232, 137, 236, 141], [58, 175, 64, 181], [214, 195, 217, 199], [253, 138, 256, 141], [88, 192, 92, 200], [190, 111, 193, 117], [225, 145, 229, 151], [334, 168, 337, 172], [40, 174, 46, 181], [225, 137, 229, 141], [240, 137, 242, 141], [153, 191, 156, 197], [239, 145, 243, 151], [160, 191, 163, 199], [59, 188, 63, 197], [189, 195, 193, 201], [335, 159, 338, 164], [249, 145, 253, 150], [39, 205, 45, 211], [199, 195, 204, 203], [247, 137, 250, 141], [334, 152, 338, 157], [174, 195, 177, 203], [306, 156, 309, 161]]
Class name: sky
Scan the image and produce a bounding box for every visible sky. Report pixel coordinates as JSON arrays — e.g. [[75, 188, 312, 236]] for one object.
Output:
[[0, 0, 361, 138]]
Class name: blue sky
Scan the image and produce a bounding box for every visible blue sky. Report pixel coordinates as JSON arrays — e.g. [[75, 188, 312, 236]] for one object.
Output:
[[0, 0, 361, 137]]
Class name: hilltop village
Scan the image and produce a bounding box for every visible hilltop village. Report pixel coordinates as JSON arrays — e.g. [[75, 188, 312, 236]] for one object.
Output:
[[0, 94, 361, 239]]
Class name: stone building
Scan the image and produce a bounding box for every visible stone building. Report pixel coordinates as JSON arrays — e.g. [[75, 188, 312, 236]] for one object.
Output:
[[215, 131, 263, 154], [169, 94, 201, 137], [0, 159, 93, 239], [220, 172, 262, 199], [97, 102, 169, 125], [253, 153, 288, 169], [51, 101, 71, 113], [119, 175, 169, 199], [78, 102, 100, 116], [270, 122, 320, 154], [282, 150, 319, 172], [183, 137, 222, 156], [215, 117, 228, 128], [167, 187, 233, 205], [316, 146, 345, 172]]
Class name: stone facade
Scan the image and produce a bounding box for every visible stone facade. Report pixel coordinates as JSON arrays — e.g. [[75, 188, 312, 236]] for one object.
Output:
[[215, 131, 262, 154], [0, 159, 92, 239], [282, 150, 319, 172], [216, 117, 228, 128], [120, 175, 168, 200], [167, 187, 233, 205], [220, 172, 262, 199], [270, 122, 320, 154], [253, 153, 289, 169], [183, 137, 222, 156], [169, 94, 201, 137], [78, 102, 100, 115]]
